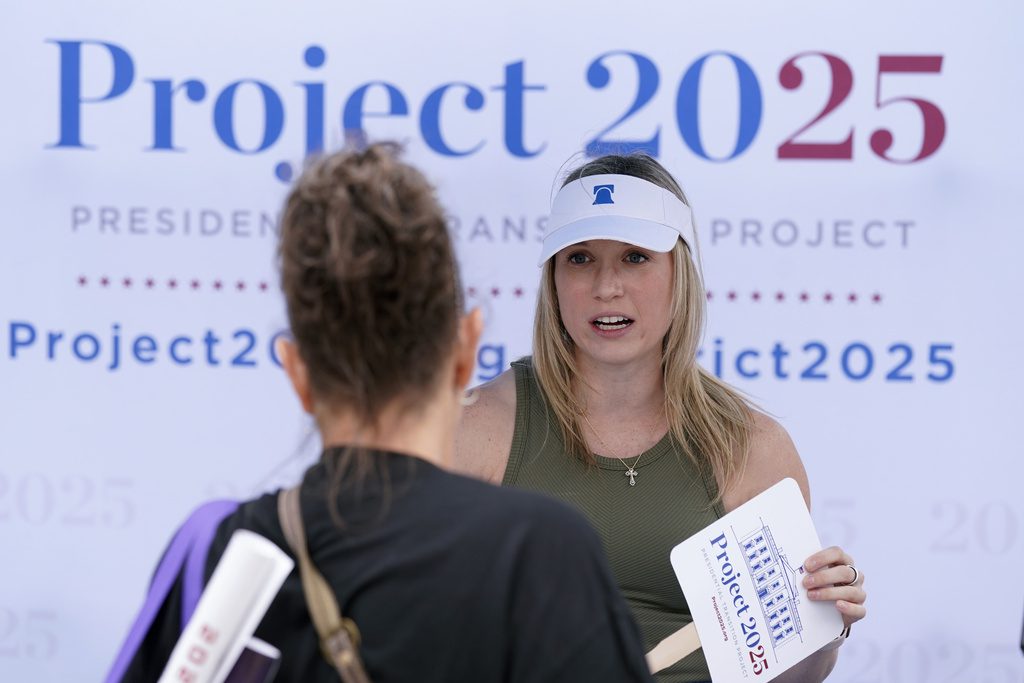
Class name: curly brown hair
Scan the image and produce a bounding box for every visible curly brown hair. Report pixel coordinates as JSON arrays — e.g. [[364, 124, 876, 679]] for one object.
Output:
[[278, 143, 460, 426]]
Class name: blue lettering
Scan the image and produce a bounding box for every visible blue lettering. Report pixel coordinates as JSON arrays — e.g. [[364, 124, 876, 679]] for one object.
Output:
[[300, 45, 326, 157], [712, 338, 724, 378], [420, 82, 485, 157], [710, 530, 757, 643], [841, 342, 874, 380], [477, 344, 506, 381], [203, 330, 221, 366], [736, 349, 760, 378], [677, 52, 762, 162], [9, 322, 37, 358], [72, 333, 100, 361], [771, 342, 789, 379], [493, 61, 545, 157], [148, 79, 206, 151], [47, 332, 63, 359], [213, 80, 285, 153], [584, 51, 661, 157], [107, 324, 121, 371], [268, 330, 289, 369], [169, 336, 193, 365], [133, 335, 158, 364], [342, 81, 409, 138], [231, 330, 257, 367], [49, 40, 135, 149]]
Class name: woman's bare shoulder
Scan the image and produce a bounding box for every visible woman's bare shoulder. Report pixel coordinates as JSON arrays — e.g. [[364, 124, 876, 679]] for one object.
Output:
[[722, 411, 811, 513], [452, 368, 517, 484]]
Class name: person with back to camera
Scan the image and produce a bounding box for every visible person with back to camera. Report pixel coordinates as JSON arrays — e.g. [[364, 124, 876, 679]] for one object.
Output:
[[114, 144, 656, 682], [454, 153, 868, 682]]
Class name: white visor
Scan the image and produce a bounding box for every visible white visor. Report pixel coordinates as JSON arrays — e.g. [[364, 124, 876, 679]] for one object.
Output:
[[539, 173, 695, 266]]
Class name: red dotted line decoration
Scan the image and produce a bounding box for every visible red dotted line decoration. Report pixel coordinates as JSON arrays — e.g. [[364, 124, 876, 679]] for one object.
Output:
[[77, 276, 271, 292], [706, 290, 883, 304], [78, 278, 876, 305], [465, 286, 528, 299], [460, 286, 880, 305]]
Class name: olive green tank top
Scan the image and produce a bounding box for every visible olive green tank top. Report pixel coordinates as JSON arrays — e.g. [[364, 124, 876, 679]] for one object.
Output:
[[502, 358, 721, 682]]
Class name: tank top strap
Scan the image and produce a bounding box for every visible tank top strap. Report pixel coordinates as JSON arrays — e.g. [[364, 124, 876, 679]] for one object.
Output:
[[504, 356, 554, 487]]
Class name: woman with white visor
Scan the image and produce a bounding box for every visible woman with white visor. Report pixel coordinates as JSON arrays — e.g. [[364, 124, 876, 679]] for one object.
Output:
[[454, 153, 867, 682]]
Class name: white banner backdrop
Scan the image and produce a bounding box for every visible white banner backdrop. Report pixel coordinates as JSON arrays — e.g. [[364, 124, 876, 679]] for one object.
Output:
[[3, 1, 1023, 680]]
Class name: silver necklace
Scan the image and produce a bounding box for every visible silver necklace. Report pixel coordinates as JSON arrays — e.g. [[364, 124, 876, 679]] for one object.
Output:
[[623, 452, 644, 487], [582, 413, 645, 487]]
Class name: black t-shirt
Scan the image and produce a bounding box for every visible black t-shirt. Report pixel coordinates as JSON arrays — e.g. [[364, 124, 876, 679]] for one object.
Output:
[[122, 449, 654, 682]]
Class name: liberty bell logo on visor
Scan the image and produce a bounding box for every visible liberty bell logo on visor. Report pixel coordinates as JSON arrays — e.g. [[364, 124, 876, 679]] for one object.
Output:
[[592, 184, 615, 205]]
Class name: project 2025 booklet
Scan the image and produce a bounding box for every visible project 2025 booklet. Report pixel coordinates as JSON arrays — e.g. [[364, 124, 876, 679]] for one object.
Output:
[[666, 478, 844, 682], [157, 530, 293, 683]]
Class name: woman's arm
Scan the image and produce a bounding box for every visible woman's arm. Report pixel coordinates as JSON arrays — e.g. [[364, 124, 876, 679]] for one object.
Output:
[[722, 412, 866, 683], [452, 369, 517, 483], [721, 412, 812, 514]]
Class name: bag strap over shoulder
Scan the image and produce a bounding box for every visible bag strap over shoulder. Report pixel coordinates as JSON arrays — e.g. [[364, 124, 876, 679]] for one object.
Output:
[[105, 499, 239, 683], [277, 485, 372, 683]]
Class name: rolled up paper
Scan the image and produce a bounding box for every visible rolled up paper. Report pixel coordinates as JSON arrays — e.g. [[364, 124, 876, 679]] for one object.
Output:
[[157, 530, 293, 683]]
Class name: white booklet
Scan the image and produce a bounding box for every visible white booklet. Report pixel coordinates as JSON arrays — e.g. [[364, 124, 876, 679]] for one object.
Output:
[[157, 530, 294, 683], [668, 478, 843, 682]]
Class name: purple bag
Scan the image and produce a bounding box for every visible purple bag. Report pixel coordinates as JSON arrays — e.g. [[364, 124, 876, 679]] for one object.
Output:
[[105, 500, 240, 683]]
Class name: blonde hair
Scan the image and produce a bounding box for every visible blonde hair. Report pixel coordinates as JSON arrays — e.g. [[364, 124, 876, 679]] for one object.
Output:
[[532, 154, 754, 501]]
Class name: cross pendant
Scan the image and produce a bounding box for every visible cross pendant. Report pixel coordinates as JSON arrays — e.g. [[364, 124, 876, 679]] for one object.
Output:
[[625, 467, 637, 487]]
